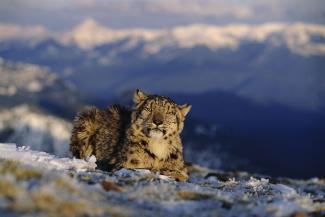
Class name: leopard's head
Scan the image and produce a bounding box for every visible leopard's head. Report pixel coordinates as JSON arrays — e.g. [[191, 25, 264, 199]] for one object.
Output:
[[131, 89, 191, 139]]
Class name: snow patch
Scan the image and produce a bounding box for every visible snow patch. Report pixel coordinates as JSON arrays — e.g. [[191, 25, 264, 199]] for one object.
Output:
[[0, 143, 96, 172], [246, 177, 269, 191], [272, 183, 297, 198]]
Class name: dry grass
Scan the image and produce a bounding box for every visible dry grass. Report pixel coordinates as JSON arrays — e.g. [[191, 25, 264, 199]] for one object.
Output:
[[0, 179, 25, 200], [0, 159, 130, 217], [54, 177, 78, 194], [0, 159, 42, 181]]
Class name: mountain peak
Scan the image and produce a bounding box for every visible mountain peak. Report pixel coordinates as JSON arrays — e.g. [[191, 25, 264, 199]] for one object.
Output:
[[75, 18, 103, 32], [60, 18, 122, 49]]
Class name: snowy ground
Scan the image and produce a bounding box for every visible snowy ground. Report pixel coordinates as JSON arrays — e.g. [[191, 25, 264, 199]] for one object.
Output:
[[0, 143, 324, 217]]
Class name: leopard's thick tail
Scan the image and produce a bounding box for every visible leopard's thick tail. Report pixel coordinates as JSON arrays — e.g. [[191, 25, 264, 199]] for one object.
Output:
[[70, 107, 101, 159]]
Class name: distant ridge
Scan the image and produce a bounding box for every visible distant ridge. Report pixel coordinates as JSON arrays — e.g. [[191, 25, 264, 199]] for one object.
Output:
[[1, 18, 325, 56]]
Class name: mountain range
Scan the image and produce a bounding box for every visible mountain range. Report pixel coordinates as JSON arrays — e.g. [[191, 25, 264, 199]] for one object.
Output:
[[0, 19, 324, 111]]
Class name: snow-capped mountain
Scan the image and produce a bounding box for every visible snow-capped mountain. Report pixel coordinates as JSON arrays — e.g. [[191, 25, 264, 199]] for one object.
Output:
[[60, 19, 325, 56], [2, 19, 325, 56]]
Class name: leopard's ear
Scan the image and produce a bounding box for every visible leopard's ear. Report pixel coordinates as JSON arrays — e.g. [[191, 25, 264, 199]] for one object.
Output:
[[133, 89, 148, 104], [178, 104, 191, 117]]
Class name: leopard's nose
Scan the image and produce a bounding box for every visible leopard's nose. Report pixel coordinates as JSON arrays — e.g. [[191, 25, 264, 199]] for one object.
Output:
[[153, 119, 163, 126], [153, 114, 163, 126]]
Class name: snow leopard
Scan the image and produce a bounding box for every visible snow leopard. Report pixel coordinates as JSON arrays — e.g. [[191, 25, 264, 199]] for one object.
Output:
[[70, 89, 191, 181]]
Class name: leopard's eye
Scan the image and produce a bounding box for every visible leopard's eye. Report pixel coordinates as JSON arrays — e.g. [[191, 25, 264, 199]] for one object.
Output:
[[165, 105, 174, 115], [166, 110, 175, 115]]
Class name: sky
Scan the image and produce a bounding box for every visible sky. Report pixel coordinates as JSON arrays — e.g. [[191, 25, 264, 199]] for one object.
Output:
[[0, 0, 324, 30]]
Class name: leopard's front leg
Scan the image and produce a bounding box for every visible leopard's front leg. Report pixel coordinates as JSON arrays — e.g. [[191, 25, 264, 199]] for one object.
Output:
[[159, 151, 189, 181], [122, 147, 154, 170]]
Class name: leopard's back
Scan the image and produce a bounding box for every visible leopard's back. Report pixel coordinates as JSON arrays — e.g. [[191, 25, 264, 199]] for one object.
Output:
[[70, 105, 131, 170]]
